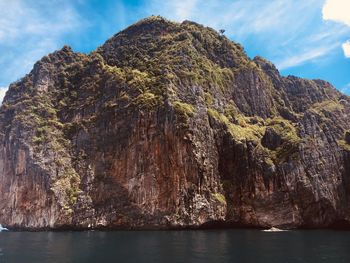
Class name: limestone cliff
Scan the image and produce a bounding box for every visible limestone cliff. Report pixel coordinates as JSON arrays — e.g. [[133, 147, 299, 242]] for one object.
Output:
[[1, 16, 350, 229]]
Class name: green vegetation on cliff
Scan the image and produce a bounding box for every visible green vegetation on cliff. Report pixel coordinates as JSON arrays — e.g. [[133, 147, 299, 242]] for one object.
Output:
[[0, 16, 349, 230]]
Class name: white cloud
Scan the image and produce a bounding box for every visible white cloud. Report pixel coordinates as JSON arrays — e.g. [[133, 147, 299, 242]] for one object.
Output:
[[322, 1, 350, 59], [342, 40, 350, 57], [0, 0, 84, 88], [0, 87, 7, 104], [322, 0, 350, 26]]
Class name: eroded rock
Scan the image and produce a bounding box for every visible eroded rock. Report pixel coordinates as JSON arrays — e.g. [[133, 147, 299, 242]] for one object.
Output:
[[0, 16, 349, 230]]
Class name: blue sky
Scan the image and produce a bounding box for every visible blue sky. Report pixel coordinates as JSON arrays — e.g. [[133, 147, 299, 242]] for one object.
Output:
[[0, 0, 350, 102]]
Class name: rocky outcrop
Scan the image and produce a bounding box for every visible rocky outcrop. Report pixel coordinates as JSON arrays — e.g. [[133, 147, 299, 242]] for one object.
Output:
[[0, 16, 349, 230]]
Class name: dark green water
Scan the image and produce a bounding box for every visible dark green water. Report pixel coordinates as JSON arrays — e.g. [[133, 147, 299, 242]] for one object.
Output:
[[0, 229, 349, 262]]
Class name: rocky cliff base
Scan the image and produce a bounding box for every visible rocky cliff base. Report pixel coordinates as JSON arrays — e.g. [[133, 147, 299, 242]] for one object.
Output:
[[1, 16, 350, 230]]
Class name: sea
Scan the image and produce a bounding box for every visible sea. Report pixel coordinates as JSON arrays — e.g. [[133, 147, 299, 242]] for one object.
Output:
[[0, 229, 349, 262]]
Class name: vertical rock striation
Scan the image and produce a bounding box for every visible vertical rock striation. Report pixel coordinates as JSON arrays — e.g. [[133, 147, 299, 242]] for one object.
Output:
[[0, 16, 349, 229]]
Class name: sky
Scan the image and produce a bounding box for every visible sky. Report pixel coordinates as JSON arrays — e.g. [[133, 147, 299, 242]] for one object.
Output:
[[0, 0, 350, 102]]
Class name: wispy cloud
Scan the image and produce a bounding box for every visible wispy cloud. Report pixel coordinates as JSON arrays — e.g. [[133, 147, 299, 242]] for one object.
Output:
[[340, 83, 350, 95], [173, 0, 199, 21], [149, 0, 320, 38], [147, 0, 199, 22], [276, 43, 340, 70], [0, 0, 84, 90]]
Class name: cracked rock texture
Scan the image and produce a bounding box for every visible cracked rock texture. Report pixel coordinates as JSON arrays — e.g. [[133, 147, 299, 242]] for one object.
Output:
[[0, 16, 350, 229]]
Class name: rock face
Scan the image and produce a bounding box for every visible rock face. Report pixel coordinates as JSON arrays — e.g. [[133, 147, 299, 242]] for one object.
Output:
[[1, 16, 350, 229]]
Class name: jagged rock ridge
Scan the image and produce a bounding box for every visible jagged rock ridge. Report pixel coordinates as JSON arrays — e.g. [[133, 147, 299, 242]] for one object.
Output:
[[1, 16, 350, 229]]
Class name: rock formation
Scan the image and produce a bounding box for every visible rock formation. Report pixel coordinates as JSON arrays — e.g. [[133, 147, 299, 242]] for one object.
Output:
[[0, 16, 350, 230]]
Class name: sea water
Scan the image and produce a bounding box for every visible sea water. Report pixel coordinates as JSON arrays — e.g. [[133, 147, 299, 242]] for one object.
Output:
[[0, 229, 349, 262]]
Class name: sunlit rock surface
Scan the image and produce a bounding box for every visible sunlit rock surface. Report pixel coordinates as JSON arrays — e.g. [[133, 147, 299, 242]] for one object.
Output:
[[0, 16, 350, 230]]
